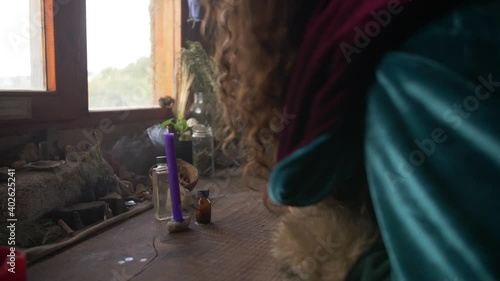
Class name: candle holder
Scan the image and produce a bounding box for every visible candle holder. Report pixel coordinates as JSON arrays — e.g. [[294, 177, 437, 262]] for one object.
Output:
[[167, 216, 192, 233]]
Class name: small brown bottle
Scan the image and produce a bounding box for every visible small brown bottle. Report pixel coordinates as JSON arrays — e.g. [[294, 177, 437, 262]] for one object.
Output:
[[195, 190, 211, 224]]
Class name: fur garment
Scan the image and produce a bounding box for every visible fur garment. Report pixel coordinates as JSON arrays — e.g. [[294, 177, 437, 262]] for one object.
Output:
[[272, 201, 379, 281]]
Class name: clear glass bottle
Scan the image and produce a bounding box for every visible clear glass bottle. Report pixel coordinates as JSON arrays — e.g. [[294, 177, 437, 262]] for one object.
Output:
[[152, 156, 171, 221], [195, 190, 211, 224], [187, 92, 212, 126], [192, 124, 215, 177]]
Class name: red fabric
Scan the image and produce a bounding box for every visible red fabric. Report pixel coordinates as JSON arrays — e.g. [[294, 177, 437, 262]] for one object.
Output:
[[277, 0, 461, 161]]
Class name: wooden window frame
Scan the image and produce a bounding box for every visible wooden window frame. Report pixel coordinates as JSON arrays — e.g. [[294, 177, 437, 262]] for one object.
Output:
[[0, 0, 183, 136]]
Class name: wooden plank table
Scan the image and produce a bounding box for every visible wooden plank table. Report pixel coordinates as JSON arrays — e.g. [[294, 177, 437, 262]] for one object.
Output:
[[28, 172, 285, 281]]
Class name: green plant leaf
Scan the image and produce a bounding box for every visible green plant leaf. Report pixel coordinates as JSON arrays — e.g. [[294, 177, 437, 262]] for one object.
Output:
[[161, 118, 174, 128], [180, 119, 188, 128]]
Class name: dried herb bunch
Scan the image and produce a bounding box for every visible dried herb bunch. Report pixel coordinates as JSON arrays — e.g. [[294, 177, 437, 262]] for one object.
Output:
[[181, 41, 218, 98], [178, 42, 223, 136], [69, 136, 121, 201]]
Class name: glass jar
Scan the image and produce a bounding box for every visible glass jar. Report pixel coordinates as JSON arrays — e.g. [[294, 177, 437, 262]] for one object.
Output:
[[192, 124, 215, 177], [151, 156, 172, 221], [187, 92, 212, 126]]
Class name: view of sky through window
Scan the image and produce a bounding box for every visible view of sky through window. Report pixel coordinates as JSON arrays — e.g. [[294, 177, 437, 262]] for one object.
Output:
[[0, 1, 45, 90], [87, 0, 157, 110]]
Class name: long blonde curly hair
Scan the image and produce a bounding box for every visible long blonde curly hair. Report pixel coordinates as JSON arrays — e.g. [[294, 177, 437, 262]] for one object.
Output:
[[202, 0, 305, 179]]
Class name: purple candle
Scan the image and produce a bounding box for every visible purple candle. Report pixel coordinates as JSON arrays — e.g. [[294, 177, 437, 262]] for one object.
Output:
[[164, 132, 184, 222]]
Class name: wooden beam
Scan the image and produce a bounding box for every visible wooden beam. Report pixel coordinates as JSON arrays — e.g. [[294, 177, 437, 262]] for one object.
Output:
[[152, 0, 182, 103], [44, 0, 56, 91]]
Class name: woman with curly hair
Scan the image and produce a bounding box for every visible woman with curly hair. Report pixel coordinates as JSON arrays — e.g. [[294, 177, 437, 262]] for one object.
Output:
[[203, 0, 500, 280]]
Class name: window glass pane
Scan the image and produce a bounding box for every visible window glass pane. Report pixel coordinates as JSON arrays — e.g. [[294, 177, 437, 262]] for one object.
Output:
[[0, 0, 46, 91], [87, 0, 157, 111]]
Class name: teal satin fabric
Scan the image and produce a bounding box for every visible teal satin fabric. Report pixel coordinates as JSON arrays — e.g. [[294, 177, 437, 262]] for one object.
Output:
[[270, 1, 500, 280], [269, 126, 363, 206], [365, 1, 500, 280]]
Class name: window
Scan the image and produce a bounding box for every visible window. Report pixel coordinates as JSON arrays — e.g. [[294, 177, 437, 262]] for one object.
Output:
[[86, 0, 182, 111], [86, 0, 155, 111], [0, 1, 47, 90], [0, 0, 181, 134]]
